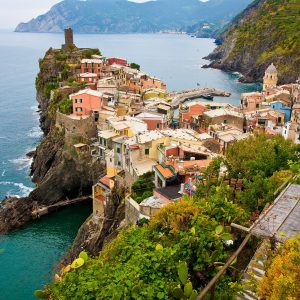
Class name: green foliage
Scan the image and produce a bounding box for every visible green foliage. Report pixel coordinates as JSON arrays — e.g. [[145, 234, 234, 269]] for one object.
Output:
[[226, 0, 300, 79], [177, 262, 188, 285], [79, 251, 89, 262], [288, 159, 300, 183], [81, 48, 101, 59], [130, 62, 141, 70], [48, 198, 245, 299], [71, 258, 85, 269], [43, 82, 58, 99], [258, 234, 300, 299], [132, 172, 154, 203], [58, 98, 72, 115], [226, 134, 297, 180]]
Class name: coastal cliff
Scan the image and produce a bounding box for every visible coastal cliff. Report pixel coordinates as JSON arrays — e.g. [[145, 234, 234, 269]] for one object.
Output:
[[0, 47, 104, 234], [63, 181, 126, 261], [15, 0, 251, 35], [205, 0, 300, 83]]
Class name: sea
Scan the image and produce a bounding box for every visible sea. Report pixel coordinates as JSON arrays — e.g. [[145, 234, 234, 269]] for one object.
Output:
[[0, 30, 261, 300]]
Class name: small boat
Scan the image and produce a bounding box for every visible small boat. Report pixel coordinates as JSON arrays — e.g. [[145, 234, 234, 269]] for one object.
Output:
[[201, 94, 214, 101]]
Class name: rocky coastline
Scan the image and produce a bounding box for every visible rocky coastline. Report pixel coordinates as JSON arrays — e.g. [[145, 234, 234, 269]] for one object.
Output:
[[0, 48, 103, 236]]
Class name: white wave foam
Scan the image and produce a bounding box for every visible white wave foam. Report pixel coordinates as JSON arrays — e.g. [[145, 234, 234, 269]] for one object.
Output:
[[1, 170, 6, 177], [0, 181, 34, 197], [9, 157, 33, 171], [28, 126, 43, 139]]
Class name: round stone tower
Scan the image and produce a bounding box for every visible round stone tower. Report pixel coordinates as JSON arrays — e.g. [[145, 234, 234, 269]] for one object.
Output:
[[263, 63, 278, 91]]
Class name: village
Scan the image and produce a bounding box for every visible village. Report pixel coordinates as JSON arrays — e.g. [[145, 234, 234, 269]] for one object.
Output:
[[51, 29, 300, 228]]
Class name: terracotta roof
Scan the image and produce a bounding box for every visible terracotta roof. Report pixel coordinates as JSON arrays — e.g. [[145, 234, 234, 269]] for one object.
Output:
[[99, 176, 111, 188], [155, 164, 175, 179]]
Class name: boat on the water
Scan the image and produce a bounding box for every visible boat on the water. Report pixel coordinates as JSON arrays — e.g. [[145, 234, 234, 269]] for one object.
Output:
[[201, 94, 214, 100]]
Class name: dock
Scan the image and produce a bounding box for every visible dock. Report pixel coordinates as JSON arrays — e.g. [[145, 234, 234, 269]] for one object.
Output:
[[168, 88, 231, 108], [31, 196, 92, 219]]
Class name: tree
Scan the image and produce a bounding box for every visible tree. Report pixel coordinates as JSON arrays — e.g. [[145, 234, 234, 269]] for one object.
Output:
[[58, 98, 72, 115], [130, 62, 140, 70], [257, 234, 300, 300], [226, 133, 297, 181]]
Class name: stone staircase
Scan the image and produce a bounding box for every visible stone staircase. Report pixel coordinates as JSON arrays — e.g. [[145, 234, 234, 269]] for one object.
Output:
[[236, 241, 269, 300]]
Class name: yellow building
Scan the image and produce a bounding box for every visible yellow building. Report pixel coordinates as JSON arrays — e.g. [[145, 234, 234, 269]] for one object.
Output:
[[263, 63, 278, 91]]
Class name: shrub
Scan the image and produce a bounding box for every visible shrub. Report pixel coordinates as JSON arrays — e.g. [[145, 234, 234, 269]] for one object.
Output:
[[58, 98, 72, 115], [257, 234, 300, 300]]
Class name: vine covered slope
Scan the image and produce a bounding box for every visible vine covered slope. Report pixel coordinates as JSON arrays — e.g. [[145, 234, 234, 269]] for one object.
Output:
[[207, 0, 300, 83]]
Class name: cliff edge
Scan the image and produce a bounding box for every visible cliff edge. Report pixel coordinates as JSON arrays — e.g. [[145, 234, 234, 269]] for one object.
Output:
[[0, 47, 104, 234]]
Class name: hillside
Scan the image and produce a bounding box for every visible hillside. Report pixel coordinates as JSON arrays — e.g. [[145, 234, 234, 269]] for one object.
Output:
[[206, 0, 300, 83], [15, 0, 251, 34]]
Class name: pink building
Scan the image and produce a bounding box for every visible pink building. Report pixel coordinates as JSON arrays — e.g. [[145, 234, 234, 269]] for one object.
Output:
[[241, 92, 264, 112], [135, 112, 168, 130], [81, 59, 104, 78], [107, 57, 128, 66], [70, 89, 104, 116]]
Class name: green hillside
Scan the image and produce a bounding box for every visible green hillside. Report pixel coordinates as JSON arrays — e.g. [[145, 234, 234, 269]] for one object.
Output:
[[208, 0, 300, 83]]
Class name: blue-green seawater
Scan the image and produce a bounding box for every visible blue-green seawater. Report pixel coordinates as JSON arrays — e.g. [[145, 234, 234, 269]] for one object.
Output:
[[0, 30, 260, 300]]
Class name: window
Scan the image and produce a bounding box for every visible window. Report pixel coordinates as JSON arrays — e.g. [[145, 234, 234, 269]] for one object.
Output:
[[76, 98, 82, 103], [156, 123, 160, 129], [118, 161, 121, 166], [278, 117, 282, 123], [117, 147, 121, 154], [256, 103, 259, 108], [145, 149, 149, 155], [223, 119, 227, 124], [75, 107, 83, 112]]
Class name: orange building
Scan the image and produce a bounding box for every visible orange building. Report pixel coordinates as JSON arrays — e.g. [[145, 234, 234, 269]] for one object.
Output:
[[241, 92, 264, 112]]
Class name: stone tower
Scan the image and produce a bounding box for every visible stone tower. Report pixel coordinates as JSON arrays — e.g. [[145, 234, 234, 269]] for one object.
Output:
[[263, 63, 278, 91], [62, 28, 75, 50]]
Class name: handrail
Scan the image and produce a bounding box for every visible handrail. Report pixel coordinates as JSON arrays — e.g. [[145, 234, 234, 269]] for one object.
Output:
[[196, 233, 252, 300]]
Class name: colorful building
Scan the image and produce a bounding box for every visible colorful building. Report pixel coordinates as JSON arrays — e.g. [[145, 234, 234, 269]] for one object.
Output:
[[81, 59, 104, 78], [263, 63, 278, 91], [135, 112, 168, 130], [107, 57, 128, 66], [70, 89, 104, 116], [241, 92, 264, 112]]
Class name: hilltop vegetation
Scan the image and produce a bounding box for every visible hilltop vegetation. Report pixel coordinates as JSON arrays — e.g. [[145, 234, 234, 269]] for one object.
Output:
[[39, 134, 300, 299], [207, 0, 300, 83], [15, 0, 251, 34]]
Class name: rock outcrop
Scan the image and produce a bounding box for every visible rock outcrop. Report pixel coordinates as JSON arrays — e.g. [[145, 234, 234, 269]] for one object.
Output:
[[205, 0, 300, 84], [62, 182, 126, 262], [0, 48, 104, 234]]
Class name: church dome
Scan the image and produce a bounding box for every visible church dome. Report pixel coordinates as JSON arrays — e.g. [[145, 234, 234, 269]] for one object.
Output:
[[266, 63, 277, 73]]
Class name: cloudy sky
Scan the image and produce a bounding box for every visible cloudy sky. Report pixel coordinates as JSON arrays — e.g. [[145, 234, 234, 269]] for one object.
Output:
[[0, 0, 152, 29]]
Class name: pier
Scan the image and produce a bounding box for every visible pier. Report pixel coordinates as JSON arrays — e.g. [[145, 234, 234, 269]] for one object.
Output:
[[31, 196, 92, 219], [168, 87, 231, 108]]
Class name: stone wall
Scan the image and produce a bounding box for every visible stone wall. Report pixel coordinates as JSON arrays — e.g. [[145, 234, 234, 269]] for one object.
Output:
[[56, 111, 97, 140], [125, 196, 140, 225]]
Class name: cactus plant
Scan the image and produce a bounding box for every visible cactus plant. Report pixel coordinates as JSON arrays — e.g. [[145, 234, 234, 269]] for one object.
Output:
[[172, 262, 198, 299], [71, 257, 85, 269], [79, 251, 89, 262]]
